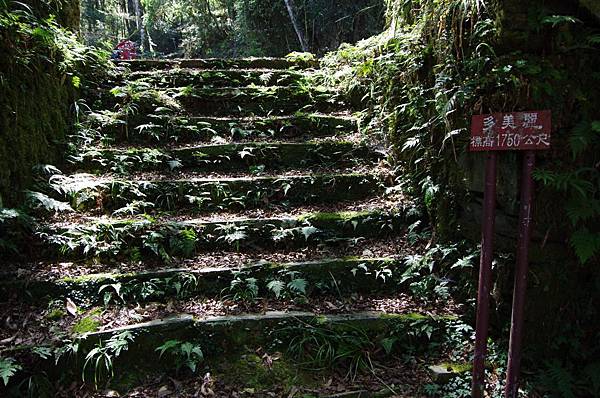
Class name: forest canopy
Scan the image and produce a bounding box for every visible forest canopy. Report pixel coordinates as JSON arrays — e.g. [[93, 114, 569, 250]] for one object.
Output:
[[80, 0, 386, 57]]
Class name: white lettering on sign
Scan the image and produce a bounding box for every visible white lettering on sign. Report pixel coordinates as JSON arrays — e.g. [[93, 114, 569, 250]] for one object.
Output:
[[470, 111, 551, 152], [502, 115, 517, 130], [483, 115, 496, 134]]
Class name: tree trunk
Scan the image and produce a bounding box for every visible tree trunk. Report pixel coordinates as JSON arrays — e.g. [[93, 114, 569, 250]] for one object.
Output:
[[283, 0, 308, 52], [132, 0, 145, 52]]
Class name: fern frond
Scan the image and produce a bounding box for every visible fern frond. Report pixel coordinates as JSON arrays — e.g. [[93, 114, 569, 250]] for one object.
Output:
[[570, 229, 600, 264], [267, 280, 285, 298], [25, 191, 73, 213]]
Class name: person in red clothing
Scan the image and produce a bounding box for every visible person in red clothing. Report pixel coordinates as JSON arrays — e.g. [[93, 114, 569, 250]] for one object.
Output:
[[113, 40, 138, 60]]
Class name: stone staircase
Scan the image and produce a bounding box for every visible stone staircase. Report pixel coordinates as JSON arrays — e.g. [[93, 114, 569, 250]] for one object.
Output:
[[0, 57, 470, 397]]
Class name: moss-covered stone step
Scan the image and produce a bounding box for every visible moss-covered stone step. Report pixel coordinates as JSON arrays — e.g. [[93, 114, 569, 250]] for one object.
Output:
[[94, 85, 343, 117], [127, 68, 307, 88], [71, 142, 379, 174], [70, 173, 383, 212], [4, 311, 455, 392], [174, 86, 343, 116], [0, 257, 404, 305], [116, 56, 319, 71], [36, 209, 412, 262], [87, 113, 357, 146]]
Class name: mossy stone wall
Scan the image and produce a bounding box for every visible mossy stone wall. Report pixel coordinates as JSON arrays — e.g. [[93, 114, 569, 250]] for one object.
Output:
[[0, 0, 80, 206]]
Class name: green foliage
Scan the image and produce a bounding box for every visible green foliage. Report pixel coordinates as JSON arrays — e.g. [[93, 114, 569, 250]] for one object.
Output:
[[541, 15, 582, 28], [538, 360, 578, 398], [284, 321, 375, 380], [170, 228, 197, 257], [72, 315, 101, 334], [266, 270, 308, 299], [0, 208, 33, 259], [0, 357, 22, 386], [155, 339, 204, 373], [321, 0, 600, 269], [0, 1, 111, 205], [25, 191, 73, 213], [82, 0, 384, 57], [215, 223, 248, 251], [533, 120, 600, 264], [82, 331, 135, 388], [224, 271, 259, 303], [96, 272, 200, 305], [320, 0, 506, 237]]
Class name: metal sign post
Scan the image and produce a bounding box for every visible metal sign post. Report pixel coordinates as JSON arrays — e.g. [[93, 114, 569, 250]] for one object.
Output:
[[505, 150, 536, 398], [469, 111, 551, 398], [471, 151, 498, 398]]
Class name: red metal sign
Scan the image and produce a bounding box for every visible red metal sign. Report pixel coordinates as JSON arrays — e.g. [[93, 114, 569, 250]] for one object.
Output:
[[470, 111, 551, 151]]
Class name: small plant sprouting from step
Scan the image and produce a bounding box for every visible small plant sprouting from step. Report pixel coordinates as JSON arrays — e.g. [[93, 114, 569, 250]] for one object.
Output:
[[170, 228, 197, 258], [223, 271, 259, 304], [350, 260, 393, 283], [282, 320, 376, 381], [96, 272, 201, 305], [82, 331, 135, 388], [215, 223, 248, 252], [155, 340, 204, 374], [266, 270, 308, 300], [271, 225, 320, 245]]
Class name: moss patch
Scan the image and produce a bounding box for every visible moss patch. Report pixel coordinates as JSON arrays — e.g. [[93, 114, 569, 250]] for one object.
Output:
[[46, 309, 67, 321], [72, 309, 102, 334], [219, 353, 311, 391]]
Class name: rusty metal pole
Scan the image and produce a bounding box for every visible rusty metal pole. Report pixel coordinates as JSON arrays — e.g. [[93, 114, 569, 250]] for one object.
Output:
[[471, 151, 498, 398], [505, 150, 536, 397]]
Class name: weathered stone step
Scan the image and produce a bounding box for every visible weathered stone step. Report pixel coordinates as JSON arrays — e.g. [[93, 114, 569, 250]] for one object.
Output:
[[95, 85, 343, 117], [36, 209, 412, 262], [175, 86, 342, 116], [70, 141, 379, 174], [127, 68, 307, 88], [4, 310, 455, 391], [92, 114, 357, 146], [0, 257, 403, 305], [68, 173, 383, 213], [116, 56, 319, 72]]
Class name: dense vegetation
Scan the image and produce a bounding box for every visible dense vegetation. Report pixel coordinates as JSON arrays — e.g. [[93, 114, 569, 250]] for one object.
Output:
[[0, 0, 108, 206], [80, 0, 386, 57], [0, 0, 598, 396], [317, 0, 600, 394]]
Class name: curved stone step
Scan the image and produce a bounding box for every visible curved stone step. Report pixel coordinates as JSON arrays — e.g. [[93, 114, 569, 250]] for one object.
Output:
[[116, 57, 319, 72], [69, 141, 380, 174], [35, 209, 413, 262], [0, 257, 404, 305], [67, 173, 384, 213], [88, 114, 357, 146]]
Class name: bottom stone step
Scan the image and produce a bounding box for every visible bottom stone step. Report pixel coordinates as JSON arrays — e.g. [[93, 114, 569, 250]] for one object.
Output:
[[3, 311, 458, 394]]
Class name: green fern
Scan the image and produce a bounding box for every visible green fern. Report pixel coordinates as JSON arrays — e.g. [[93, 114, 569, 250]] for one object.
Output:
[[570, 229, 600, 264], [25, 191, 73, 213], [156, 339, 204, 373], [267, 280, 286, 298], [538, 360, 576, 398], [568, 121, 600, 159], [288, 278, 308, 295], [0, 357, 21, 386], [541, 15, 582, 28]]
